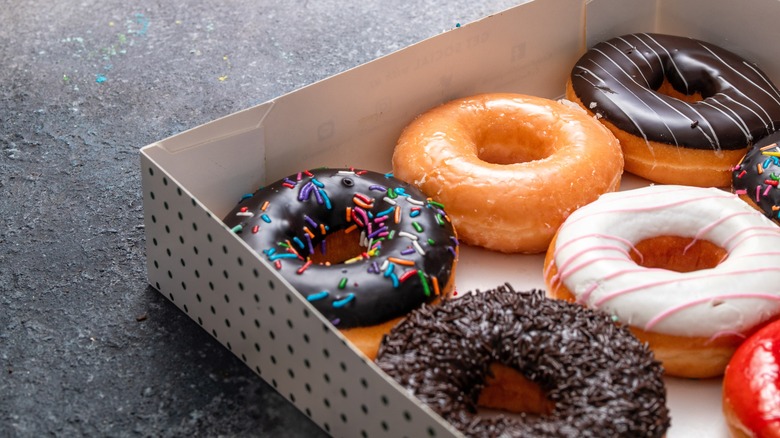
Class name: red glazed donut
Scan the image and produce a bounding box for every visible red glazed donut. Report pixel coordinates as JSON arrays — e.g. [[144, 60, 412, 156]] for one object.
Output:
[[723, 318, 780, 438]]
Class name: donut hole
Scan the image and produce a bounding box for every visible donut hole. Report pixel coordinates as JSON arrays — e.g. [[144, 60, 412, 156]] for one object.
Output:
[[308, 228, 365, 265], [630, 236, 727, 272], [478, 363, 555, 416], [656, 79, 705, 103], [475, 125, 555, 165]]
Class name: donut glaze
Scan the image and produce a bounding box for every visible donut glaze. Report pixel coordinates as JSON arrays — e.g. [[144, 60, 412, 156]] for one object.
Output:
[[222, 168, 458, 329], [723, 318, 780, 437], [375, 284, 670, 437], [568, 33, 780, 186], [544, 185, 780, 377], [733, 130, 780, 223], [393, 93, 623, 253]]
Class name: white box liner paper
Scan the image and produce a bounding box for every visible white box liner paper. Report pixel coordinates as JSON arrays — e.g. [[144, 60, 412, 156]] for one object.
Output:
[[141, 0, 780, 436]]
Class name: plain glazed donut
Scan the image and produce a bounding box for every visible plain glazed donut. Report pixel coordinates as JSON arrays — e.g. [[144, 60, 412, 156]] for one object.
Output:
[[723, 318, 780, 437], [733, 130, 780, 224], [392, 93, 623, 254], [544, 184, 780, 378], [568, 33, 780, 187], [222, 168, 459, 360], [375, 283, 670, 437]]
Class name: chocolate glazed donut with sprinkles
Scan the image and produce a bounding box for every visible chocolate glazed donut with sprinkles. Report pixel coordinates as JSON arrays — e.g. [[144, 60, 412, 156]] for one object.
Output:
[[222, 168, 459, 359], [733, 130, 780, 224]]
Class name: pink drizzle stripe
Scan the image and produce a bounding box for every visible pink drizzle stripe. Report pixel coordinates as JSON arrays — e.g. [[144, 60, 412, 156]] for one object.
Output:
[[593, 266, 780, 308], [644, 292, 780, 331], [544, 233, 639, 282], [683, 210, 754, 253], [722, 227, 780, 251], [559, 190, 735, 232], [554, 244, 629, 278], [553, 185, 780, 337], [558, 255, 632, 285], [738, 250, 780, 258], [577, 267, 648, 304]]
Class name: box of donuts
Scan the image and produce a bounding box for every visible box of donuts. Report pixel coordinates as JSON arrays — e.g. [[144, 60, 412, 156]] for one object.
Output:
[[140, 0, 780, 436]]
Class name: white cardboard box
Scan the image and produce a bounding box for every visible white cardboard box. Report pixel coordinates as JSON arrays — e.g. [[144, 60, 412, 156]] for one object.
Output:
[[140, 0, 780, 435]]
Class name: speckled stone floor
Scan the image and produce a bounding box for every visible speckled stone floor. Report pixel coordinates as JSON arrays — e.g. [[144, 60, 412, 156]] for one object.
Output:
[[0, 1, 520, 435]]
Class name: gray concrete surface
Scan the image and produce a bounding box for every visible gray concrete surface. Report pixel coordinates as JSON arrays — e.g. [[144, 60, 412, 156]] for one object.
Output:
[[0, 0, 522, 436]]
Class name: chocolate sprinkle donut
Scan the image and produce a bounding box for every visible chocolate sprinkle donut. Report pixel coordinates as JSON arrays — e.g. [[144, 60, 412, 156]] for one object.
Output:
[[375, 284, 670, 437], [222, 168, 458, 329], [733, 130, 780, 223]]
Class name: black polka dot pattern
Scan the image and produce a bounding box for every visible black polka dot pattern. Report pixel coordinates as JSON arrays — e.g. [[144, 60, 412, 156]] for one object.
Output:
[[140, 156, 454, 437]]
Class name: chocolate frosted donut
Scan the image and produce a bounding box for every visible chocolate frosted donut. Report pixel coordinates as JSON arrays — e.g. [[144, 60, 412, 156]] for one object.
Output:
[[568, 33, 780, 187], [222, 168, 458, 358], [733, 130, 780, 223], [376, 284, 670, 437]]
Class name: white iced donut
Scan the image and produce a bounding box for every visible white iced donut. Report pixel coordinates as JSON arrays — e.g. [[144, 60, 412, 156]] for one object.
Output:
[[543, 184, 780, 378]]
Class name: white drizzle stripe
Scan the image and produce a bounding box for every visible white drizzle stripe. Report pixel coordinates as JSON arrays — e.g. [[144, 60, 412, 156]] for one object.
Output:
[[641, 33, 689, 93], [602, 42, 650, 87], [618, 88, 720, 149], [715, 92, 771, 136], [553, 185, 780, 337], [699, 43, 780, 109], [616, 36, 654, 71], [641, 89, 717, 148], [585, 59, 677, 145], [574, 70, 652, 145], [703, 98, 753, 143], [677, 100, 720, 149], [629, 34, 665, 76], [745, 61, 780, 110]]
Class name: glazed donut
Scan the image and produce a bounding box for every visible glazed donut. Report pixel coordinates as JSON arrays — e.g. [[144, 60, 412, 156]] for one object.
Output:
[[567, 32, 780, 187], [723, 318, 780, 437], [733, 130, 780, 224], [392, 93, 623, 254], [375, 283, 670, 437], [544, 184, 780, 378], [222, 168, 459, 360]]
